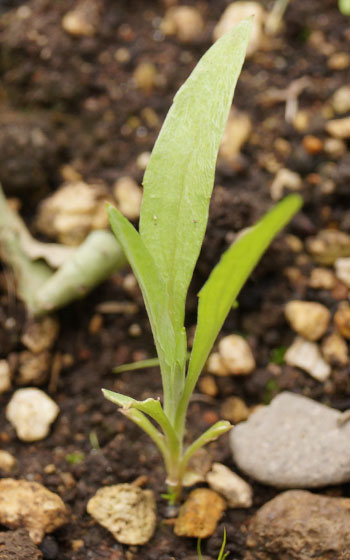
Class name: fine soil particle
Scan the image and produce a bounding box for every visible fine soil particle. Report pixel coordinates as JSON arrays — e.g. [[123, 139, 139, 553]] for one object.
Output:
[[0, 0, 349, 558]]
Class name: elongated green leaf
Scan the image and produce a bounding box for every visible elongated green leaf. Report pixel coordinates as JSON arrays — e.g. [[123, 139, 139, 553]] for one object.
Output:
[[108, 205, 175, 402], [140, 19, 252, 332], [182, 194, 302, 403], [180, 421, 232, 472], [339, 0, 350, 15]]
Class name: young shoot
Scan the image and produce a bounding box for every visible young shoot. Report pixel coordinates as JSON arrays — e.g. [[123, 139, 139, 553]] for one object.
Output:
[[103, 18, 302, 504]]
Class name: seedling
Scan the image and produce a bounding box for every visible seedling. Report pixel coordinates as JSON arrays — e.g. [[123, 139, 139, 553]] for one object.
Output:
[[103, 19, 302, 503], [197, 528, 229, 560]]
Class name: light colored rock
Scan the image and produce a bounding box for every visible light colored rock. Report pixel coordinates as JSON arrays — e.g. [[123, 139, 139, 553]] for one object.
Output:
[[324, 137, 346, 158], [113, 177, 142, 220], [231, 392, 350, 488], [331, 85, 350, 114], [306, 229, 350, 265], [21, 316, 59, 353], [321, 333, 348, 366], [0, 451, 16, 473], [285, 336, 331, 381], [219, 110, 252, 162], [245, 490, 350, 560], [0, 360, 11, 393], [213, 2, 265, 56], [207, 351, 228, 376], [133, 63, 157, 94], [326, 116, 350, 139], [285, 300, 330, 341], [270, 168, 302, 201], [0, 478, 69, 544], [206, 463, 253, 508], [334, 303, 350, 339], [220, 335, 255, 375], [136, 151, 151, 170], [17, 351, 51, 386], [6, 388, 59, 442], [309, 267, 336, 290], [87, 483, 156, 545], [174, 488, 226, 538], [335, 257, 350, 287], [36, 181, 110, 245], [220, 396, 250, 423], [61, 0, 99, 37], [161, 6, 204, 43]]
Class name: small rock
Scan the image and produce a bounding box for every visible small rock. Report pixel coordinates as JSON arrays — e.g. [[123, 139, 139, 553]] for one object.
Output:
[[208, 335, 255, 376], [302, 135, 323, 155], [270, 168, 302, 201], [0, 450, 16, 473], [219, 109, 252, 162], [231, 392, 350, 488], [21, 316, 59, 353], [321, 333, 348, 366], [161, 6, 204, 43], [0, 529, 43, 560], [327, 51, 350, 70], [174, 488, 226, 538], [0, 479, 69, 544], [36, 181, 110, 246], [245, 490, 350, 560], [326, 116, 350, 139], [334, 303, 350, 339], [6, 388, 59, 442], [309, 267, 336, 290], [133, 63, 157, 94], [61, 0, 99, 37], [213, 2, 265, 56], [113, 177, 142, 220], [198, 375, 218, 397], [335, 257, 350, 287], [324, 137, 346, 158], [17, 351, 51, 386], [284, 300, 330, 341], [87, 483, 156, 545], [220, 396, 250, 423], [285, 336, 331, 381], [0, 360, 12, 393], [206, 463, 253, 508], [306, 229, 350, 265], [331, 85, 350, 114]]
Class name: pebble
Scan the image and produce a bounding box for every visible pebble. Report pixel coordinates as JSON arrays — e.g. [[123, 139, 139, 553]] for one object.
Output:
[[327, 51, 350, 70], [285, 336, 331, 381], [17, 351, 51, 386], [87, 483, 156, 545], [270, 168, 302, 201], [0, 479, 69, 544], [174, 488, 226, 538], [220, 396, 250, 423], [133, 62, 157, 94], [213, 2, 265, 56], [0, 360, 11, 393], [199, 375, 218, 397], [284, 300, 330, 341], [231, 392, 350, 488], [324, 137, 346, 158], [206, 463, 253, 508], [326, 116, 350, 139], [0, 529, 43, 560], [334, 303, 350, 339], [208, 335, 255, 376], [219, 109, 252, 162], [309, 267, 336, 290], [0, 450, 16, 473], [302, 135, 323, 155], [113, 177, 142, 220], [161, 6, 204, 43], [61, 0, 99, 37], [245, 490, 350, 560], [331, 85, 350, 114], [21, 316, 59, 353], [6, 388, 59, 442], [321, 332, 348, 366], [306, 229, 350, 265], [335, 257, 350, 287]]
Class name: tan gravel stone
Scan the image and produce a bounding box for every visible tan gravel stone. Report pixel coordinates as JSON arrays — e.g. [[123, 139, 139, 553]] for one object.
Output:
[[174, 488, 226, 538], [161, 6, 204, 43], [306, 229, 350, 265], [219, 109, 252, 162], [285, 300, 330, 341], [334, 303, 350, 339], [335, 257, 350, 288], [321, 333, 348, 366], [0, 451, 16, 473], [219, 335, 256, 375], [6, 388, 59, 441], [285, 336, 331, 381], [206, 463, 253, 508], [0, 479, 69, 544], [113, 177, 142, 220], [0, 360, 11, 394], [220, 396, 250, 423], [326, 116, 350, 139], [17, 351, 51, 386], [309, 267, 336, 290], [21, 316, 59, 353]]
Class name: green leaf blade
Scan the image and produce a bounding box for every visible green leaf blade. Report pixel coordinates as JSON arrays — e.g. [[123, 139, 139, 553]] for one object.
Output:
[[140, 19, 252, 332], [183, 194, 302, 401]]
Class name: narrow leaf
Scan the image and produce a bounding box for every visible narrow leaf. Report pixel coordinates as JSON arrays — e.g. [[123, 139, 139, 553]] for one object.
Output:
[[140, 19, 252, 332], [183, 194, 302, 403], [113, 356, 161, 374], [180, 421, 232, 474]]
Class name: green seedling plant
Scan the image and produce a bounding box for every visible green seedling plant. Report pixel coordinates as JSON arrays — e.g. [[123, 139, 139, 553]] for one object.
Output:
[[197, 528, 229, 560], [103, 18, 302, 504]]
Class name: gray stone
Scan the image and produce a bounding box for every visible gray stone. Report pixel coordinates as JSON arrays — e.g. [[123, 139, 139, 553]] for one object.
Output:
[[245, 490, 350, 560], [230, 392, 350, 488]]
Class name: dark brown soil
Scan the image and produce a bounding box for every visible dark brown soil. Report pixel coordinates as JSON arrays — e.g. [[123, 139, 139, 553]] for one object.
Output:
[[0, 0, 349, 559]]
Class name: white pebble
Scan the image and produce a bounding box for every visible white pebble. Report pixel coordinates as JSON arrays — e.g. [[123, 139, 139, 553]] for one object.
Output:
[[285, 336, 331, 382], [6, 388, 59, 442]]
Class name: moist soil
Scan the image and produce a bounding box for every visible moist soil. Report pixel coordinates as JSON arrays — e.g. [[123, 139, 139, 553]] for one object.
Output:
[[0, 0, 349, 558]]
